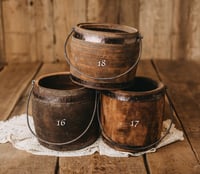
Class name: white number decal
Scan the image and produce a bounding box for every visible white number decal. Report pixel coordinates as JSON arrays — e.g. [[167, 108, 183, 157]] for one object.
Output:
[[57, 119, 67, 127], [98, 59, 106, 67], [130, 120, 140, 127]]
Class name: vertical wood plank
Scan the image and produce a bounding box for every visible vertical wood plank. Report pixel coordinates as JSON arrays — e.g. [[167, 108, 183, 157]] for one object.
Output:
[[184, 0, 200, 61], [87, 0, 120, 23], [119, 0, 139, 28], [34, 0, 54, 62], [53, 0, 87, 62], [171, 0, 181, 60], [0, 0, 5, 64], [139, 0, 173, 59], [139, 0, 155, 59], [2, 0, 37, 62], [153, 0, 173, 59], [171, 0, 200, 61], [1, 1, 200, 63]]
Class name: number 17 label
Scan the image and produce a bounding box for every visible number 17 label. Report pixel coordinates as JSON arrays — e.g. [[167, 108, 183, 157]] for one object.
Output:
[[130, 120, 140, 127]]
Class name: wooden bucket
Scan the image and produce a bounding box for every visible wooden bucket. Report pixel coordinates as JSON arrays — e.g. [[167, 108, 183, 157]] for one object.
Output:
[[100, 76, 166, 152], [28, 72, 99, 151], [64, 23, 142, 90]]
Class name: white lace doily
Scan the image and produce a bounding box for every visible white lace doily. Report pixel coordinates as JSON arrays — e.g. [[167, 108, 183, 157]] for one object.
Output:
[[0, 114, 184, 157]]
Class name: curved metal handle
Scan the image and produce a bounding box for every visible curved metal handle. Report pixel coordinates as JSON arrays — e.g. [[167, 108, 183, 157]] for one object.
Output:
[[26, 80, 97, 146], [97, 92, 174, 152], [64, 28, 143, 80]]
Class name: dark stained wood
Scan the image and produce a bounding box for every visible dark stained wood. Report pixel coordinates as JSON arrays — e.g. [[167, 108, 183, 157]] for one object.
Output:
[[10, 63, 69, 116], [32, 72, 99, 151], [0, 63, 69, 174], [69, 23, 140, 89], [58, 61, 150, 174], [0, 62, 41, 120], [0, 60, 199, 173], [0, 64, 4, 71]]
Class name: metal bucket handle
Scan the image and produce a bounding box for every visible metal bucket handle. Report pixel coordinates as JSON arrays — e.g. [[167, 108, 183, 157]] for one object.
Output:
[[97, 89, 174, 152], [26, 80, 97, 146], [64, 28, 143, 80]]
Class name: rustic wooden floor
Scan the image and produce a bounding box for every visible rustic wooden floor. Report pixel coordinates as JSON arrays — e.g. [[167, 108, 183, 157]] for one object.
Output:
[[0, 60, 199, 174]]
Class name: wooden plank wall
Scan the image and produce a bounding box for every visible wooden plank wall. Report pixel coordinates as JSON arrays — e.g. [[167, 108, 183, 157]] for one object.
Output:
[[0, 0, 200, 63], [0, 0, 5, 64]]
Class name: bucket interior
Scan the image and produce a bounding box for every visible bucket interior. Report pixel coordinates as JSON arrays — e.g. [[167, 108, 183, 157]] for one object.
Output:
[[125, 77, 158, 92], [38, 74, 80, 90], [81, 25, 127, 33], [78, 23, 138, 34]]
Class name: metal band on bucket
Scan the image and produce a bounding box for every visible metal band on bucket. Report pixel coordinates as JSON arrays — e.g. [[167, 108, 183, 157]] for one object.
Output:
[[26, 80, 97, 146], [64, 28, 143, 80], [97, 90, 174, 152]]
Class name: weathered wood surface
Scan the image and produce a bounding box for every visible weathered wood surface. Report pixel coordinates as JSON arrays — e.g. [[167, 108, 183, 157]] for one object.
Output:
[[1, 0, 200, 63], [152, 60, 200, 172], [0, 0, 5, 64], [0, 63, 69, 174], [0, 60, 199, 174], [138, 60, 200, 174], [0, 62, 41, 121]]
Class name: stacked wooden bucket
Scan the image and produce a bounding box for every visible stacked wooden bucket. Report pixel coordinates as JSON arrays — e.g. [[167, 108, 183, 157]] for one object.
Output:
[[29, 23, 166, 152]]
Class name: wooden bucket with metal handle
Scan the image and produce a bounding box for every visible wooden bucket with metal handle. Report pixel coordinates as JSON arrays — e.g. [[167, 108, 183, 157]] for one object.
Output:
[[27, 72, 99, 151], [64, 23, 142, 90]]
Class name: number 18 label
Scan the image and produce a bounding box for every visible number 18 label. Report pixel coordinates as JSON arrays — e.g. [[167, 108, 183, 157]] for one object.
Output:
[[97, 59, 106, 67]]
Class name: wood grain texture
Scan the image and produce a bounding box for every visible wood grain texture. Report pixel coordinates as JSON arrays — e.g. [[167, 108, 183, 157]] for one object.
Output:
[[0, 63, 69, 174], [0, 143, 57, 174], [119, 0, 139, 28], [1, 1, 200, 63], [10, 63, 69, 116], [2, 0, 37, 62], [136, 60, 200, 174], [59, 153, 146, 174], [0, 61, 199, 173], [0, 0, 5, 64], [153, 60, 200, 162], [53, 0, 87, 62], [139, 0, 173, 59], [87, 0, 120, 23], [34, 0, 54, 62], [0, 62, 41, 120]]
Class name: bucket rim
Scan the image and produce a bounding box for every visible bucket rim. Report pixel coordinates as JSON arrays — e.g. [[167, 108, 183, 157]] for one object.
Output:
[[34, 72, 86, 92], [74, 23, 139, 38], [102, 76, 166, 101]]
